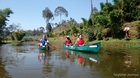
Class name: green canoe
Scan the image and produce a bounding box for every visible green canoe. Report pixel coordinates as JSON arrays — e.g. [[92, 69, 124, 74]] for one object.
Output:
[[39, 45, 52, 50], [64, 42, 101, 53], [39, 45, 47, 50]]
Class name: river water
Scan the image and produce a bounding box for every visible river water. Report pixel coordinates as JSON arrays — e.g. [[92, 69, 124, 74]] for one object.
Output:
[[0, 42, 139, 78]]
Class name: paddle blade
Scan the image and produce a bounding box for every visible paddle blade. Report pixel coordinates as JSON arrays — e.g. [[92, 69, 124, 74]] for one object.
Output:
[[51, 45, 56, 50]]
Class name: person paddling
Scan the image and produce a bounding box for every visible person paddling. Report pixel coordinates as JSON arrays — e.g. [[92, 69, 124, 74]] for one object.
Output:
[[65, 36, 72, 46], [75, 34, 85, 46], [39, 35, 47, 46]]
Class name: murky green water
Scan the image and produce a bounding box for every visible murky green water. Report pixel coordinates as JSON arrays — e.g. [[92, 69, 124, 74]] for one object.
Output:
[[0, 42, 139, 78]]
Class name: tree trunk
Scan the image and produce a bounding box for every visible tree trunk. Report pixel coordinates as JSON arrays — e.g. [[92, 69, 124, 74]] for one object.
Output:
[[106, 0, 108, 3], [90, 0, 94, 25]]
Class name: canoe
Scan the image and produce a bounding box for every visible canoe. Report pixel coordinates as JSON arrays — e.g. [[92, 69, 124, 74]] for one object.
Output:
[[39, 45, 54, 50], [39, 45, 51, 50], [64, 42, 101, 53], [39, 45, 47, 50]]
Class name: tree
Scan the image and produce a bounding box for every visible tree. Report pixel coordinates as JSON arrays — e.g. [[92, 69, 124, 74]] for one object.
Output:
[[54, 6, 68, 24], [71, 26, 79, 36], [8, 24, 20, 33], [109, 10, 123, 38], [39, 27, 45, 34], [0, 8, 13, 31], [46, 23, 52, 32], [90, 0, 94, 14], [122, 0, 140, 22], [90, 0, 98, 26], [12, 31, 26, 41], [42, 7, 53, 32], [42, 7, 54, 24], [0, 8, 13, 43], [106, 0, 108, 3]]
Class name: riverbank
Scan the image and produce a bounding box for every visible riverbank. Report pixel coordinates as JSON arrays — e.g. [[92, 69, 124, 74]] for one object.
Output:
[[99, 39, 140, 50], [48, 37, 140, 50], [1, 36, 140, 50]]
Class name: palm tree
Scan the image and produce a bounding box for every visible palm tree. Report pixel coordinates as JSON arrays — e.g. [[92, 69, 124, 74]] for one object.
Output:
[[54, 6, 68, 25]]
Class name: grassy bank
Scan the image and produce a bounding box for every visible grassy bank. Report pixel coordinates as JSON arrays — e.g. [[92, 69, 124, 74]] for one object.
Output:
[[48, 37, 140, 50], [99, 39, 140, 50], [2, 36, 140, 50]]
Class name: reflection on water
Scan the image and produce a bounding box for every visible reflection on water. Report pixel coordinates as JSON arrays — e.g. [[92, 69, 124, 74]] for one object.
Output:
[[65, 50, 100, 66], [97, 49, 140, 78], [0, 42, 140, 78], [38, 50, 51, 65]]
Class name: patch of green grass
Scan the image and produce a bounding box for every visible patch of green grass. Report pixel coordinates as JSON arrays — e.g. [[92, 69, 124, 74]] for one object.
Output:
[[99, 39, 140, 50]]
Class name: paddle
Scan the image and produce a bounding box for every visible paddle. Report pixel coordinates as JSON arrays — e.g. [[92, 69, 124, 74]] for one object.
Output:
[[51, 45, 56, 50], [89, 57, 98, 63], [44, 40, 56, 50]]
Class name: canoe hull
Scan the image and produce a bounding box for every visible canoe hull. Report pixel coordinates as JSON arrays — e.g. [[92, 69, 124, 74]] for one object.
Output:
[[64, 42, 101, 53], [39, 45, 47, 50], [39, 45, 52, 50]]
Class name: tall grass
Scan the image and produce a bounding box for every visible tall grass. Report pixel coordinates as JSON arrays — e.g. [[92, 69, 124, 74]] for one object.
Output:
[[100, 39, 140, 50]]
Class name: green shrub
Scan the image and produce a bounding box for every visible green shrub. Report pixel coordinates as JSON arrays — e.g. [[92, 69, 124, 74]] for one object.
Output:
[[12, 31, 26, 41], [47, 32, 54, 37]]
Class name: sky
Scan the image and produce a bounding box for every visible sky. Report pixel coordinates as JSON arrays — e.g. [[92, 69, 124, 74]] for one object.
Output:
[[0, 0, 113, 30]]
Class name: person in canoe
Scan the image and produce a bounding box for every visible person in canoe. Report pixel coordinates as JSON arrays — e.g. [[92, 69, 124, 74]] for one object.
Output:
[[38, 38, 42, 46], [38, 35, 48, 46], [75, 34, 85, 46], [65, 36, 73, 46]]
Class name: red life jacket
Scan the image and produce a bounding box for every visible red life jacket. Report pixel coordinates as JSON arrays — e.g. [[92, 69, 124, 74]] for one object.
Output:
[[77, 56, 84, 65], [77, 38, 84, 45], [65, 51, 70, 58], [65, 39, 71, 45]]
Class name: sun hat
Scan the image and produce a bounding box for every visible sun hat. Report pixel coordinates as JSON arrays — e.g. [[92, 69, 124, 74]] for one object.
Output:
[[67, 36, 70, 37], [124, 27, 130, 31]]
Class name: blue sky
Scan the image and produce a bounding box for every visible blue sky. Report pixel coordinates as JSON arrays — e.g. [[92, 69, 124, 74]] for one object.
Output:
[[0, 0, 113, 30]]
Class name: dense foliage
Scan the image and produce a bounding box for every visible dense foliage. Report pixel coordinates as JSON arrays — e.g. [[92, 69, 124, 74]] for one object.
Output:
[[93, 0, 140, 39], [12, 31, 26, 41], [51, 0, 140, 41], [0, 8, 13, 43], [1, 0, 140, 42]]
